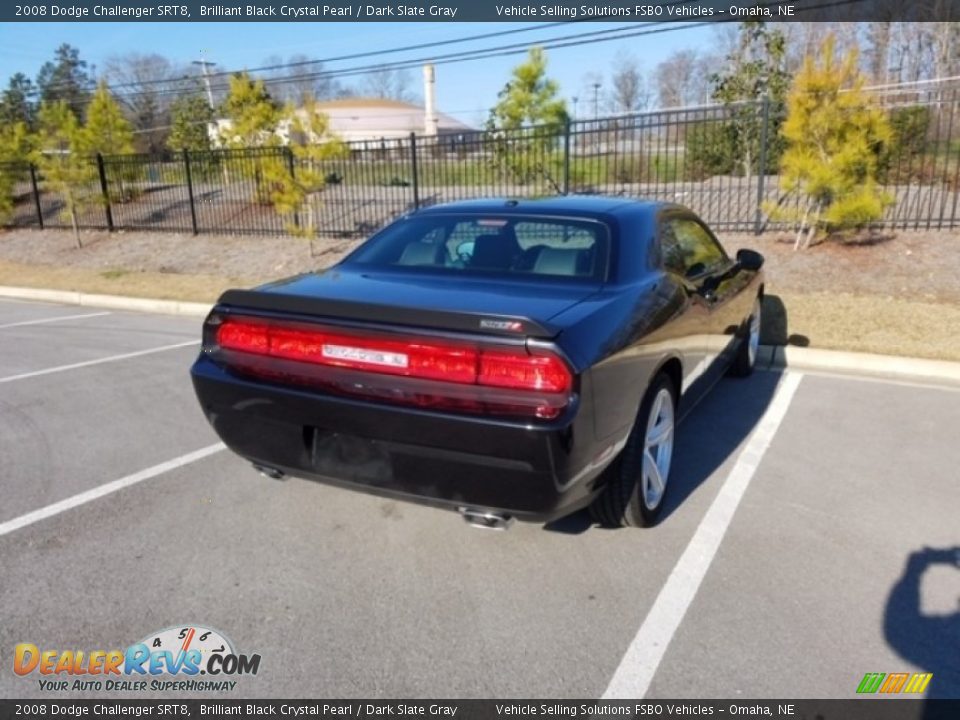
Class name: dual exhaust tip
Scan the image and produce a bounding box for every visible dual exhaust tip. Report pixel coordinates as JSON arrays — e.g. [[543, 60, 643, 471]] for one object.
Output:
[[252, 464, 514, 530], [458, 507, 515, 531], [252, 463, 286, 480]]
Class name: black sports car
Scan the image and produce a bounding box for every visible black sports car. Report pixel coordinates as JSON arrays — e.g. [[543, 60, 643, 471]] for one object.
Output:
[[190, 196, 764, 529]]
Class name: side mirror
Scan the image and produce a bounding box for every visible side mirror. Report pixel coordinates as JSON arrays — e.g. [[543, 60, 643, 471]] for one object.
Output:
[[737, 248, 764, 272]]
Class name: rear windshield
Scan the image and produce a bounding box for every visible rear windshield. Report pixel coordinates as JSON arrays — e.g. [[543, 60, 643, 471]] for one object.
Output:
[[343, 214, 609, 282]]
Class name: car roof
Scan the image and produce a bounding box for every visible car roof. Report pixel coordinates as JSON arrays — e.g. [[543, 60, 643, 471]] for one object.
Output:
[[414, 195, 670, 219]]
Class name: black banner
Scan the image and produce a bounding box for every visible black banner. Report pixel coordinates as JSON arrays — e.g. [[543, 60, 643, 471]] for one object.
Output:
[[2, 701, 960, 720], [2, 0, 959, 23]]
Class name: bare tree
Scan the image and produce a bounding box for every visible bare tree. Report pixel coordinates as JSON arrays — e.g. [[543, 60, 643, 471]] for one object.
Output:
[[654, 50, 703, 108], [863, 22, 894, 83], [777, 22, 861, 75], [261, 54, 343, 106], [606, 51, 651, 114], [102, 52, 184, 153], [363, 66, 417, 102]]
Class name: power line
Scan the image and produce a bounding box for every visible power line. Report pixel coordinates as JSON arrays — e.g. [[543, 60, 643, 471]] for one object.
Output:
[[36, 20, 581, 96], [103, 0, 873, 103], [33, 0, 719, 98], [112, 23, 690, 102]]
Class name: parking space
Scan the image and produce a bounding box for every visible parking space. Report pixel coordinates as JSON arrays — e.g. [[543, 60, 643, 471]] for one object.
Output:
[[0, 298, 957, 700]]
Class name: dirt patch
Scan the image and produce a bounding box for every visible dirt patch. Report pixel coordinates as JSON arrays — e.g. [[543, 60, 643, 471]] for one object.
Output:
[[0, 229, 362, 284], [720, 230, 960, 304]]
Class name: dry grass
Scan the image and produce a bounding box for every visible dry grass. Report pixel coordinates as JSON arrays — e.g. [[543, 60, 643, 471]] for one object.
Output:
[[0, 260, 253, 303], [764, 292, 960, 362]]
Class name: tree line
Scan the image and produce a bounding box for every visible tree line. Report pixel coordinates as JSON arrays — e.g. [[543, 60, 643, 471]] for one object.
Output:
[[1, 21, 957, 247], [0, 43, 416, 155]]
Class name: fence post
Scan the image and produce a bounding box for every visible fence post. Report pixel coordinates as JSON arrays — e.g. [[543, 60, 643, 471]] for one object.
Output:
[[285, 146, 300, 229], [563, 119, 572, 195], [754, 96, 771, 236], [409, 132, 420, 210], [29, 164, 44, 229], [96, 153, 114, 232], [183, 149, 199, 235]]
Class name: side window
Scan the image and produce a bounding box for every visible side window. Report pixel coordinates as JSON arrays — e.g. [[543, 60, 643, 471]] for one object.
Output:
[[660, 218, 727, 278]]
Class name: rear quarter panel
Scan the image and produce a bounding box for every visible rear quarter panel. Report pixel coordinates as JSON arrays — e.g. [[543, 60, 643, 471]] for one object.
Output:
[[553, 274, 686, 443]]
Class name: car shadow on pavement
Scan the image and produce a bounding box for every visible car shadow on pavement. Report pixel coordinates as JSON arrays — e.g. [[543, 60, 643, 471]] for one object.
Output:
[[658, 367, 785, 524], [544, 367, 786, 534], [883, 546, 960, 707]]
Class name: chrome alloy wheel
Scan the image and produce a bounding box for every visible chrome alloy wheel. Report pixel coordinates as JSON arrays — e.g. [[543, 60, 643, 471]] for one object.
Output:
[[642, 387, 675, 510], [748, 299, 762, 368]]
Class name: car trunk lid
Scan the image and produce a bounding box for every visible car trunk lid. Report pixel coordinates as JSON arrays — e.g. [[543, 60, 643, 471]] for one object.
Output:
[[216, 268, 601, 339]]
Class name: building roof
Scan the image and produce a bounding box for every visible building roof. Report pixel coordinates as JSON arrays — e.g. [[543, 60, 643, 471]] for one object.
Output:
[[308, 97, 474, 137]]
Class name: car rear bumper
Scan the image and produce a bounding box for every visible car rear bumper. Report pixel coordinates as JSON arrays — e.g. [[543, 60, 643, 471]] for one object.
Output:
[[190, 356, 609, 522]]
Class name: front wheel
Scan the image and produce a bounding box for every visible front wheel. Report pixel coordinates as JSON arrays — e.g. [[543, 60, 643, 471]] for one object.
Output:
[[730, 296, 762, 378], [589, 372, 677, 528]]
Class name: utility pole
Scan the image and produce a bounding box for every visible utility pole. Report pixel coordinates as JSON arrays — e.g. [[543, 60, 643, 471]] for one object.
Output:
[[192, 58, 217, 107]]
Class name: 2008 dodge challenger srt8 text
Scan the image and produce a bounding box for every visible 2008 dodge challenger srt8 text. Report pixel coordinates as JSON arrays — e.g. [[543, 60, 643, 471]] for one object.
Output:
[[190, 196, 764, 529]]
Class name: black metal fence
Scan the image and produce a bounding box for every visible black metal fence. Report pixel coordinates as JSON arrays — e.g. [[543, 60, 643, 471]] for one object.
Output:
[[3, 90, 959, 238]]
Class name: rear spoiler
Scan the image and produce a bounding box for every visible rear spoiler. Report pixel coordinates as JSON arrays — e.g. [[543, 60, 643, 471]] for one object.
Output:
[[215, 289, 560, 339]]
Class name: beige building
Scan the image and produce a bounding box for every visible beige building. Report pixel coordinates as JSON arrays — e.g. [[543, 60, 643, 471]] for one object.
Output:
[[211, 97, 474, 147]]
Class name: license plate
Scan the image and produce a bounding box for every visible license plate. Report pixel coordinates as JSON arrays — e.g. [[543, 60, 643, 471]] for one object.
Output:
[[321, 343, 409, 368]]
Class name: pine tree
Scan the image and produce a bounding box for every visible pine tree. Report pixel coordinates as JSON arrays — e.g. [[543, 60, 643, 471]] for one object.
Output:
[[486, 48, 568, 190], [768, 35, 892, 249], [82, 82, 134, 155], [1, 73, 37, 128], [261, 96, 347, 247], [710, 21, 790, 177], [0, 121, 34, 223], [36, 44, 92, 120], [218, 72, 282, 148], [219, 73, 284, 203], [167, 94, 214, 152], [33, 101, 99, 248]]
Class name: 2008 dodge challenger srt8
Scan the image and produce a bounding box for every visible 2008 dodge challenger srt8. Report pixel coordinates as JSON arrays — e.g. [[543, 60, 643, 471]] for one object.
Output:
[[190, 196, 764, 529]]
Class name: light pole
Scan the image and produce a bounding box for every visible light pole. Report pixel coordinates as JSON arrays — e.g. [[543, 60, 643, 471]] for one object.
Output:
[[192, 58, 217, 108], [572, 96, 579, 120], [592, 82, 601, 120]]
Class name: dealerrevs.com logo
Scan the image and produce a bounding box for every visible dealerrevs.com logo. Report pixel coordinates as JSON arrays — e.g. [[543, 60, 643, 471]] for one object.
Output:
[[14, 625, 261, 693]]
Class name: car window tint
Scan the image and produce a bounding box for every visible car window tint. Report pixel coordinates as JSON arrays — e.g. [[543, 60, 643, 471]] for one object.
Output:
[[661, 218, 727, 278], [345, 214, 608, 282]]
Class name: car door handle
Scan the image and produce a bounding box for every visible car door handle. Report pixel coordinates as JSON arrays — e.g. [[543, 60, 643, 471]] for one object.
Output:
[[700, 288, 717, 303]]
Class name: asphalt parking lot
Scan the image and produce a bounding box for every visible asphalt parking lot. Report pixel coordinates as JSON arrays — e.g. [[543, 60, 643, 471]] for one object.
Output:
[[0, 297, 957, 700]]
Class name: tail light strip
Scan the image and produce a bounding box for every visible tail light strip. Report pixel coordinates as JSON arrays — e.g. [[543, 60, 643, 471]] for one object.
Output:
[[210, 316, 574, 419]]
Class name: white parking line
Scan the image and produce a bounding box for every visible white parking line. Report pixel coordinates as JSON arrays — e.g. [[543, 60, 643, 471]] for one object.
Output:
[[602, 371, 804, 699], [0, 311, 111, 329], [0, 443, 226, 537], [0, 340, 200, 384]]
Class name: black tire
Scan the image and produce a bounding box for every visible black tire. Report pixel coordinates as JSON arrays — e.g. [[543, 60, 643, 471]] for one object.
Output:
[[589, 372, 677, 528], [730, 296, 762, 378]]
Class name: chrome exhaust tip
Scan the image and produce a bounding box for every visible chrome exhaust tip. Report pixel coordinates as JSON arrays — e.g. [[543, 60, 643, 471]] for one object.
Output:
[[252, 463, 286, 480], [458, 507, 514, 531]]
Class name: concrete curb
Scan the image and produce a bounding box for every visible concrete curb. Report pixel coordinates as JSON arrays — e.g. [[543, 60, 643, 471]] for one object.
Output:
[[3, 284, 960, 389], [0, 286, 211, 318], [755, 345, 960, 389]]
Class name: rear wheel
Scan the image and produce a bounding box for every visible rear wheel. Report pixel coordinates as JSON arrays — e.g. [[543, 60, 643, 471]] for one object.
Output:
[[730, 296, 762, 378], [589, 372, 676, 528]]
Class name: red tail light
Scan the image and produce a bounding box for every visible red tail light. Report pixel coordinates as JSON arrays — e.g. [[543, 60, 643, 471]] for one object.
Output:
[[212, 316, 573, 418]]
